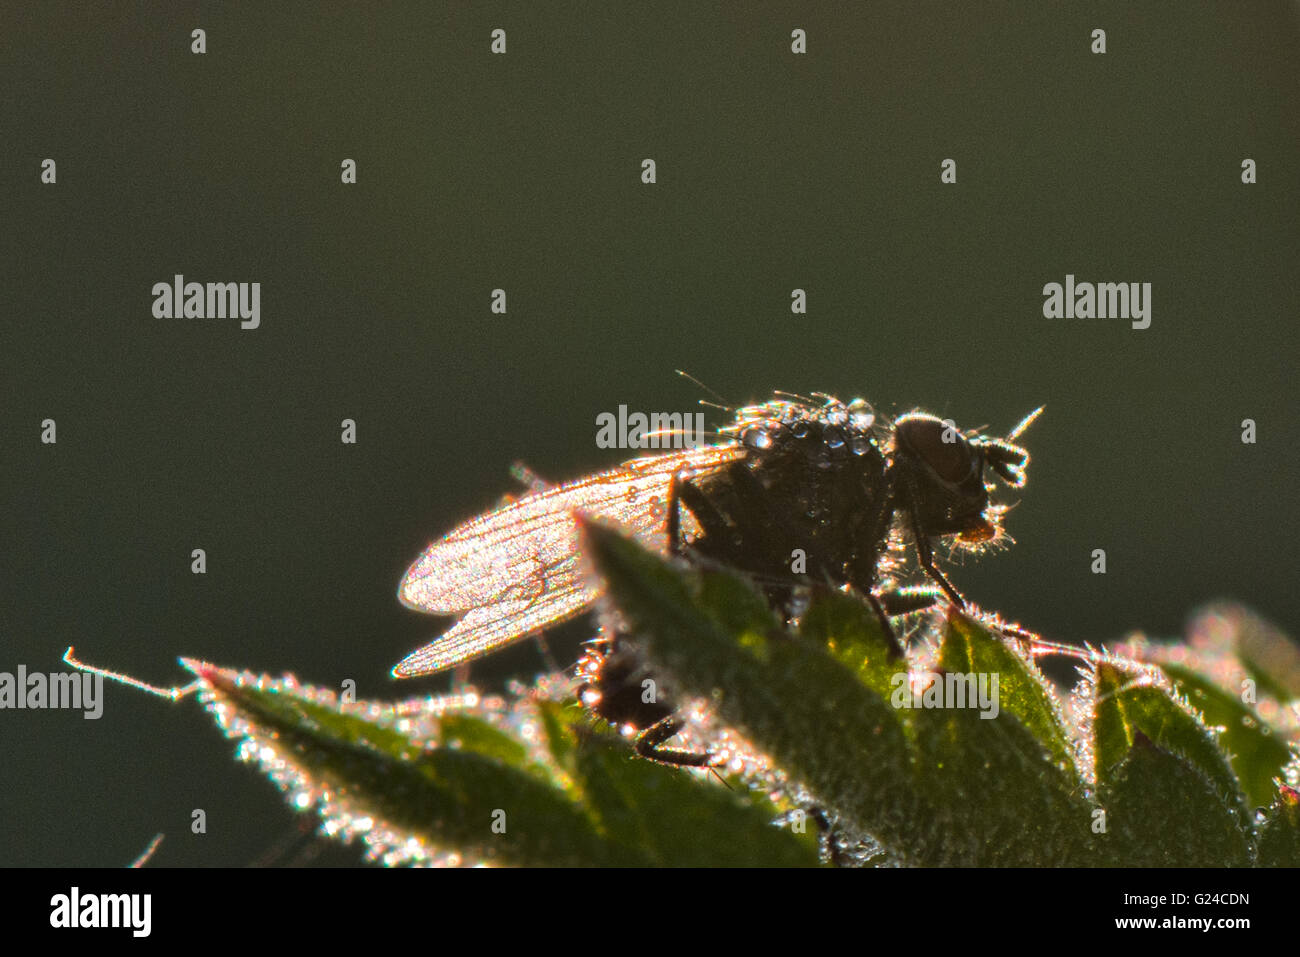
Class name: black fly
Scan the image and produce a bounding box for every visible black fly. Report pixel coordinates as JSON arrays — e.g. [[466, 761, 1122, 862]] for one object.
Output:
[[396, 393, 1041, 766]]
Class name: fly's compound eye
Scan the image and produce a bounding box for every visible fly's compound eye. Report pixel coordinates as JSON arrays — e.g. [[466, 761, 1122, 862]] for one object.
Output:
[[895, 415, 975, 485]]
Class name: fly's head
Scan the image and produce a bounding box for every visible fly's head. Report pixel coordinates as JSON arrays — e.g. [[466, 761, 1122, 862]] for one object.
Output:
[[888, 407, 1041, 548]]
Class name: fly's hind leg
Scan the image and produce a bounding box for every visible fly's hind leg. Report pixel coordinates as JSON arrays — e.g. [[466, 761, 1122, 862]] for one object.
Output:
[[633, 715, 717, 769]]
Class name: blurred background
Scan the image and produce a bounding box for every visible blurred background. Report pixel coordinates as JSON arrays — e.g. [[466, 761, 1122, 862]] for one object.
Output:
[[2, 2, 1297, 866]]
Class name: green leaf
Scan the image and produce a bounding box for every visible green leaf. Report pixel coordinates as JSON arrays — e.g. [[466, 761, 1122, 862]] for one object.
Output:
[[183, 660, 816, 866], [906, 613, 1093, 866], [582, 519, 1095, 865], [1257, 786, 1300, 867], [939, 613, 1076, 773], [1099, 734, 1253, 866], [1159, 662, 1295, 810], [185, 661, 613, 866], [555, 707, 819, 867], [1092, 662, 1252, 866], [1217, 603, 1300, 702], [581, 519, 925, 858]]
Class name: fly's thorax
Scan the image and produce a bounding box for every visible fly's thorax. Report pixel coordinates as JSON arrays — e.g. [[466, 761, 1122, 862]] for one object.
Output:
[[735, 396, 886, 474], [733, 399, 888, 521], [681, 397, 893, 592]]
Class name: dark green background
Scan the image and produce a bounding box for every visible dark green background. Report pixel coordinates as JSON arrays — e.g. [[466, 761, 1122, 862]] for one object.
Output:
[[2, 2, 1296, 866]]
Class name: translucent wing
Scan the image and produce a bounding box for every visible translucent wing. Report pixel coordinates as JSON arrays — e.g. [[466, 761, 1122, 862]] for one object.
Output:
[[393, 444, 745, 677]]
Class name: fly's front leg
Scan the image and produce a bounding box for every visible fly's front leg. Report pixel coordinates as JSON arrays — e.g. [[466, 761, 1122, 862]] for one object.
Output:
[[908, 512, 966, 609]]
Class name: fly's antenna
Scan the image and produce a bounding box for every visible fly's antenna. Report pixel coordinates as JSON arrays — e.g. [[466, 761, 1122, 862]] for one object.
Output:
[[675, 369, 731, 409], [1008, 405, 1045, 441]]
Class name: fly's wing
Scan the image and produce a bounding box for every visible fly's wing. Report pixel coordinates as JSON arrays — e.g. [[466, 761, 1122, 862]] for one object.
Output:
[[393, 444, 745, 677]]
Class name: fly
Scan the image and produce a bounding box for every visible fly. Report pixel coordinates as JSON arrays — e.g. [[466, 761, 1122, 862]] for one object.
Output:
[[395, 392, 1042, 763]]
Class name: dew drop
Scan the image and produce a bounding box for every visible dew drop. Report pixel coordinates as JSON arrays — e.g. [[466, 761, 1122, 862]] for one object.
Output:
[[850, 410, 876, 430], [743, 428, 773, 450]]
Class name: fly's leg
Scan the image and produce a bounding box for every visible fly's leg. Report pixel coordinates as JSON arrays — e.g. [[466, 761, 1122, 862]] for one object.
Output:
[[665, 471, 688, 555], [811, 808, 853, 868], [840, 497, 911, 655], [907, 511, 966, 609], [670, 472, 732, 556], [625, 475, 722, 769], [878, 584, 944, 617], [632, 715, 717, 768], [871, 584, 946, 656]]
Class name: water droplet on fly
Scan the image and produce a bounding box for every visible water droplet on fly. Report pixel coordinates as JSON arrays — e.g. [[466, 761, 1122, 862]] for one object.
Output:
[[850, 410, 875, 430], [743, 428, 773, 450]]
